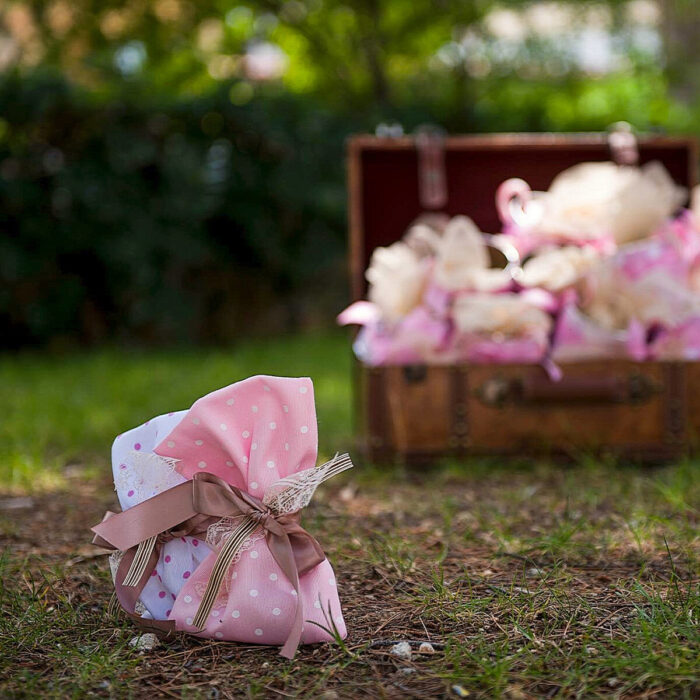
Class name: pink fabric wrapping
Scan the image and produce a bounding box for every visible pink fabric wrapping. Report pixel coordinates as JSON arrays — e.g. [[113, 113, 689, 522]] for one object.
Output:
[[336, 301, 382, 327], [423, 283, 454, 318], [648, 318, 700, 360], [610, 237, 689, 284], [446, 334, 549, 364], [657, 210, 700, 268], [552, 302, 647, 363], [342, 305, 451, 366], [517, 287, 562, 314], [499, 227, 617, 258], [112, 376, 346, 647]]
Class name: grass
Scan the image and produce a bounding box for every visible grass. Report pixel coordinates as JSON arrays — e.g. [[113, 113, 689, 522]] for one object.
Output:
[[0, 332, 353, 491], [1, 331, 698, 698]]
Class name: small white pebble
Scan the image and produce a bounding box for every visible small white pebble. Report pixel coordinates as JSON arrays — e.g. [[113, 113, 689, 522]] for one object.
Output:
[[129, 633, 159, 651], [418, 642, 435, 654], [389, 641, 412, 661]]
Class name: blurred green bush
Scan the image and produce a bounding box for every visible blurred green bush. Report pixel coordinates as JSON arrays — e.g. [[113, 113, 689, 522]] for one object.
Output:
[[0, 73, 360, 347], [1, 0, 698, 347]]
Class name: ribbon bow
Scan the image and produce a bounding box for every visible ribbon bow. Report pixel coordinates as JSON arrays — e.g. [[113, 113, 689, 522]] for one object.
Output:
[[92, 453, 353, 659]]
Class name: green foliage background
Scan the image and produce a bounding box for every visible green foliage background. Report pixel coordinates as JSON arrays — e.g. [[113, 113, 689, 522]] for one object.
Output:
[[1, 0, 698, 346]]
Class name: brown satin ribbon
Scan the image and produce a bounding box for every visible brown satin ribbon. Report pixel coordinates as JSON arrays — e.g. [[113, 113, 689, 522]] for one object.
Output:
[[92, 472, 326, 659]]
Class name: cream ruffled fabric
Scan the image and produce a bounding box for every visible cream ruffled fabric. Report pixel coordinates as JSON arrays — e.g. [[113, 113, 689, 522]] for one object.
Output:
[[403, 213, 450, 258], [584, 259, 700, 330], [452, 292, 552, 340], [520, 246, 599, 292], [536, 161, 686, 245], [365, 241, 429, 322], [432, 216, 512, 292]]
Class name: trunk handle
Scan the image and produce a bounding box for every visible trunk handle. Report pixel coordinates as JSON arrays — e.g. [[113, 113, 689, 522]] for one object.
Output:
[[478, 372, 657, 407]]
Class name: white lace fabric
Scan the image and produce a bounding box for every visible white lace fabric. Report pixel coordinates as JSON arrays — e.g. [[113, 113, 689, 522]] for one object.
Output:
[[202, 452, 353, 570], [115, 451, 183, 505], [206, 516, 265, 554], [263, 453, 354, 515]]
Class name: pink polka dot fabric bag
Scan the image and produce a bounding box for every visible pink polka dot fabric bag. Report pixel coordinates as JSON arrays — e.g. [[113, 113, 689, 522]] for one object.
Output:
[[91, 375, 353, 658]]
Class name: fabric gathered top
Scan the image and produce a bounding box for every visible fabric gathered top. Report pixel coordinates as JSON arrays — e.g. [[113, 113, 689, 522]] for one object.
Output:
[[338, 160, 700, 369]]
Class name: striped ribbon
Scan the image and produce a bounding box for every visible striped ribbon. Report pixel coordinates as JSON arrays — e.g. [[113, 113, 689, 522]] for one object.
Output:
[[122, 536, 157, 587], [191, 517, 259, 629]]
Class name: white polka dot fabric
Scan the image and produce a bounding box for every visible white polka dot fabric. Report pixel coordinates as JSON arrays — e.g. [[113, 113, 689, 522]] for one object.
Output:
[[110, 376, 347, 647], [112, 410, 213, 619], [113, 410, 187, 510]]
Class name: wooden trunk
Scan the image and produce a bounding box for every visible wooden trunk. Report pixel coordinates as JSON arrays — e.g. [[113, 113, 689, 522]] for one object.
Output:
[[347, 133, 699, 463]]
